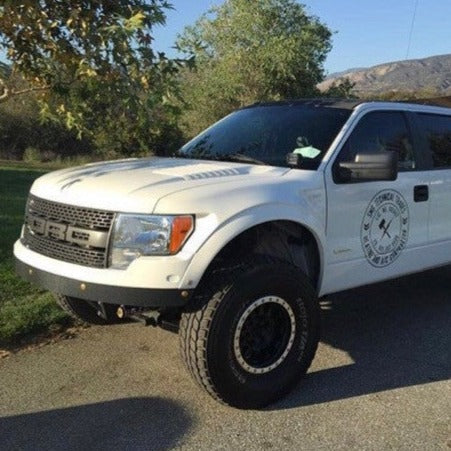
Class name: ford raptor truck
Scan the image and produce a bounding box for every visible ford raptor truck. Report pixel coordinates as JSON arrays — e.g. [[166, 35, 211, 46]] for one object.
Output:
[[14, 99, 451, 408]]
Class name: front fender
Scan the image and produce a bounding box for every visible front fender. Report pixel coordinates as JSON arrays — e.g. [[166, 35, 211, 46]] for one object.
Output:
[[180, 202, 326, 289]]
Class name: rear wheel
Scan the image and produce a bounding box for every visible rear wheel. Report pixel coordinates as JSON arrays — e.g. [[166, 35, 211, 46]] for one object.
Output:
[[54, 294, 121, 325], [179, 257, 320, 409]]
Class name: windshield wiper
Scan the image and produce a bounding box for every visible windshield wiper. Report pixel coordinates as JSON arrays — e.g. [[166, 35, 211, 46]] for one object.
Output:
[[220, 153, 267, 165]]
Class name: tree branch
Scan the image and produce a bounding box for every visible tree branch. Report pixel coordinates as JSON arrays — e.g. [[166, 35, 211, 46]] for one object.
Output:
[[0, 78, 51, 104], [11, 85, 51, 96]]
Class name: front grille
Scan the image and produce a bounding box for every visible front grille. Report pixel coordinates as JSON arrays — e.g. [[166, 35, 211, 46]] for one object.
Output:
[[21, 195, 114, 268], [23, 227, 107, 268], [27, 195, 114, 230]]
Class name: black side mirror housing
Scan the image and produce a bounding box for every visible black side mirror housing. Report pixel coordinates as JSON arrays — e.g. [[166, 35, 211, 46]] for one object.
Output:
[[286, 153, 303, 168], [336, 151, 398, 183]]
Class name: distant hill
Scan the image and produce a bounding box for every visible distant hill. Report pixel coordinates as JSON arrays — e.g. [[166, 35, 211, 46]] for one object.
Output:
[[318, 54, 451, 96]]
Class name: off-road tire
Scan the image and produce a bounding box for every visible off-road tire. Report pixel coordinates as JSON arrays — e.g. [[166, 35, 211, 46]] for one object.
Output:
[[179, 256, 320, 409], [54, 294, 121, 325]]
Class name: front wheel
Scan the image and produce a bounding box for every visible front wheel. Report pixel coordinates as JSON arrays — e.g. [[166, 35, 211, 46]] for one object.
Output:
[[179, 257, 320, 409], [54, 294, 122, 325]]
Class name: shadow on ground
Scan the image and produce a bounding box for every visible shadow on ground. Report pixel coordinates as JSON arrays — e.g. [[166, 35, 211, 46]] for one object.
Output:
[[271, 266, 451, 410], [0, 397, 194, 450]]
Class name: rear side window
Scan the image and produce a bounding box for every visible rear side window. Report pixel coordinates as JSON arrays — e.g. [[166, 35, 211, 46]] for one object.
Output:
[[336, 111, 415, 171], [419, 113, 451, 168]]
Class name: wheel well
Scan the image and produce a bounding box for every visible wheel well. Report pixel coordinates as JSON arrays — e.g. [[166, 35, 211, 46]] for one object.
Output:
[[203, 221, 321, 289]]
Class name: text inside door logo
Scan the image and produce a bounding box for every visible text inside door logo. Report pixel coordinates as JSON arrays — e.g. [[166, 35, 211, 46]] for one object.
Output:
[[361, 190, 409, 268]]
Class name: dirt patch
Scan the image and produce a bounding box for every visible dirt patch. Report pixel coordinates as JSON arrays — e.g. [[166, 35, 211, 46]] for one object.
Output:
[[0, 324, 89, 359]]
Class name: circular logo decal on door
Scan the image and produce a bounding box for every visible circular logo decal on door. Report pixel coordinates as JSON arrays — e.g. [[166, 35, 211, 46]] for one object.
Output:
[[361, 190, 409, 268]]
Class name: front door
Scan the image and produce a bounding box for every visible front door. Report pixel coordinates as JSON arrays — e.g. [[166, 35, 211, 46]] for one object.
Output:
[[418, 112, 451, 246], [321, 110, 430, 296]]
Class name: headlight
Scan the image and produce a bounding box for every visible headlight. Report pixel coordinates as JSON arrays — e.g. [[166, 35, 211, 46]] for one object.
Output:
[[109, 214, 194, 269]]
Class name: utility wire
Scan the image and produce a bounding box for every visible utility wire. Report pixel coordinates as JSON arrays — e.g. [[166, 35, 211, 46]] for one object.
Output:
[[406, 0, 419, 59]]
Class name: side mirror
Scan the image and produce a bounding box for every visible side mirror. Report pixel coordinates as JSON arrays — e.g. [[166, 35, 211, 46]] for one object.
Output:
[[336, 151, 398, 183], [286, 153, 303, 168]]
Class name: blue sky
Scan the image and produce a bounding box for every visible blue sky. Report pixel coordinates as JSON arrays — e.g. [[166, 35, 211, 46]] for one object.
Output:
[[152, 0, 451, 75]]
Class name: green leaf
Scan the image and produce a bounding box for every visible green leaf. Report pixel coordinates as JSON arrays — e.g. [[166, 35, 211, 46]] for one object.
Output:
[[125, 11, 146, 30]]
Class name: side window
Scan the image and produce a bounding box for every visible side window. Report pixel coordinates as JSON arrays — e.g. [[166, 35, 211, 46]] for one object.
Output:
[[419, 113, 451, 168], [336, 111, 416, 171]]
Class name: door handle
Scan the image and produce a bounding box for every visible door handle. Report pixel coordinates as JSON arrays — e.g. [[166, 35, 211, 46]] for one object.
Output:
[[414, 185, 428, 202]]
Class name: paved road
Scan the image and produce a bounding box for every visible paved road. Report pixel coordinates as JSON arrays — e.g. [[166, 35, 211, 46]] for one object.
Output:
[[1, 267, 450, 450]]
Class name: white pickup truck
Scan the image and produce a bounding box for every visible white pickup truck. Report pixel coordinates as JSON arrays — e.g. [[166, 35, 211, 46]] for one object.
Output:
[[14, 99, 451, 408]]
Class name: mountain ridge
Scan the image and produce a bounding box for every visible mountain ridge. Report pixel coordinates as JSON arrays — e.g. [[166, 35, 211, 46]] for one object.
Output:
[[319, 54, 451, 95]]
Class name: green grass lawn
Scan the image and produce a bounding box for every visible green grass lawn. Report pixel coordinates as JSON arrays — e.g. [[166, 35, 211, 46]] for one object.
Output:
[[0, 167, 70, 345]]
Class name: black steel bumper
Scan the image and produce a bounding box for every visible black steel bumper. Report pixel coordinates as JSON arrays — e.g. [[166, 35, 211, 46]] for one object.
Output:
[[15, 258, 193, 307]]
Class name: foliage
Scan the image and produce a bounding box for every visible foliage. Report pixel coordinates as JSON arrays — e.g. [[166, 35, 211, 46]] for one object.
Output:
[[322, 78, 357, 99], [22, 147, 41, 163], [176, 0, 332, 136], [0, 0, 185, 157], [360, 88, 443, 101], [0, 78, 92, 160]]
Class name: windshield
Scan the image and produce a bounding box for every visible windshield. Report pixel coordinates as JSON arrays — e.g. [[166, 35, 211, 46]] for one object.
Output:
[[177, 104, 351, 170]]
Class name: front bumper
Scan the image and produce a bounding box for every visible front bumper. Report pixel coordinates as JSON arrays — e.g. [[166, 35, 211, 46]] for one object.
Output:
[[14, 252, 193, 308]]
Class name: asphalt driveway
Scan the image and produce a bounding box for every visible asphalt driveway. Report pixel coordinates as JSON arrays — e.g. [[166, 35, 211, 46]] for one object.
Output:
[[1, 266, 450, 450]]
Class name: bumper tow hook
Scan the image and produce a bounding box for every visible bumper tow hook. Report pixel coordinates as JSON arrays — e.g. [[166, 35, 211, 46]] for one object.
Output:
[[116, 306, 161, 327]]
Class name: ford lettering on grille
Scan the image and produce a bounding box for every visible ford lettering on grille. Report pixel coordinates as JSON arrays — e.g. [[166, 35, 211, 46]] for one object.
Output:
[[27, 214, 109, 248], [22, 195, 114, 268], [29, 216, 46, 234], [44, 221, 68, 241]]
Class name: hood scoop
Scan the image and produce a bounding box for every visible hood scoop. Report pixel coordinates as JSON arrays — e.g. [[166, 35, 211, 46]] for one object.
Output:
[[152, 164, 251, 180]]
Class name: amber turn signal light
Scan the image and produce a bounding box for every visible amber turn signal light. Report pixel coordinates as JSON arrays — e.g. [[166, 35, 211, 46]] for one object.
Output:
[[169, 216, 194, 254]]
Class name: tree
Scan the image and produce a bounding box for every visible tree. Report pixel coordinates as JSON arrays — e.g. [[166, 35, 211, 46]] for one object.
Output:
[[176, 0, 332, 136], [322, 78, 356, 99], [0, 1, 184, 157]]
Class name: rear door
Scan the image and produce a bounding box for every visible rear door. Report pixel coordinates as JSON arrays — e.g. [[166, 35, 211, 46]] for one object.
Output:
[[321, 109, 430, 295]]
